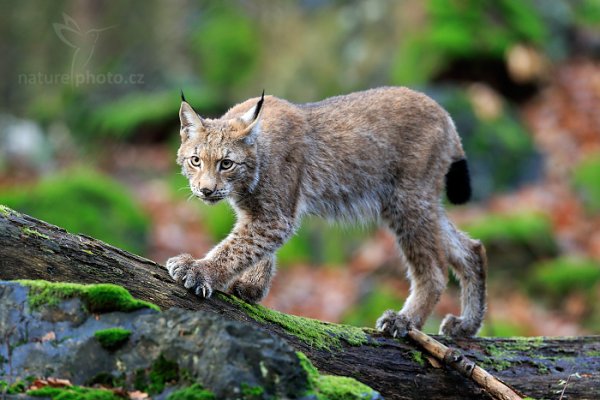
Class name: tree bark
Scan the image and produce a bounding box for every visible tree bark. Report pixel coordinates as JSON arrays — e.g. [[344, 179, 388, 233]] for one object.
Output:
[[1, 209, 599, 400]]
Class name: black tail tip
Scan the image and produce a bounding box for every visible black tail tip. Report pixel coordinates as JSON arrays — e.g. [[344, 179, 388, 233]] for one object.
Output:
[[445, 158, 472, 205]]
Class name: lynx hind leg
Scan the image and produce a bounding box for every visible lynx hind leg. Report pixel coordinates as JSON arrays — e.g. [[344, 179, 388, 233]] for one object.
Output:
[[439, 216, 487, 337], [377, 202, 448, 337], [228, 256, 276, 303]]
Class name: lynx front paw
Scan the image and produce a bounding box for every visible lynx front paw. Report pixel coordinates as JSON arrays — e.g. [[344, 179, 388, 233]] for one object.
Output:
[[166, 254, 213, 298], [376, 310, 413, 338], [439, 314, 479, 337]]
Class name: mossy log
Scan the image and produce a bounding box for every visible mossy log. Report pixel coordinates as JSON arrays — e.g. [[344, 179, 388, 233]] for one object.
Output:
[[1, 208, 599, 400]]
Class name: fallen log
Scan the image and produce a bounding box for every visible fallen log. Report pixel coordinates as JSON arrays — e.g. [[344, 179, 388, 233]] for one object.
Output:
[[1, 206, 599, 400]]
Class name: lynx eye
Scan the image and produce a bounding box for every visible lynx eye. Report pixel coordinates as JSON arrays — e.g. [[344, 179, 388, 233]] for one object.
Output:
[[220, 159, 234, 170], [189, 156, 201, 167]]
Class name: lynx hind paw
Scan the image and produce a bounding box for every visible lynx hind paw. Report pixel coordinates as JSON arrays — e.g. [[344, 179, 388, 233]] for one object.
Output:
[[376, 310, 413, 338], [439, 314, 480, 337]]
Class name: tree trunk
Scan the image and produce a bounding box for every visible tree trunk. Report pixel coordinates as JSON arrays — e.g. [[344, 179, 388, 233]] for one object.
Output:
[[0, 208, 599, 400]]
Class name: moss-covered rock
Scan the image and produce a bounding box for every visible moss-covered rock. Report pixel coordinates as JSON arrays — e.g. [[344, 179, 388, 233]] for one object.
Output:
[[19, 280, 159, 313], [94, 328, 131, 351], [296, 352, 382, 400], [28, 385, 121, 400], [0, 282, 315, 399], [167, 383, 216, 400]]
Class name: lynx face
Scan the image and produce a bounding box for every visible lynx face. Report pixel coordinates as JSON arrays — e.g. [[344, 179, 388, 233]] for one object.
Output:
[[177, 95, 263, 204]]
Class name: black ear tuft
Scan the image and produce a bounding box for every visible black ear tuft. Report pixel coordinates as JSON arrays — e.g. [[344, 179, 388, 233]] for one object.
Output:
[[253, 90, 265, 121], [180, 89, 186, 103]]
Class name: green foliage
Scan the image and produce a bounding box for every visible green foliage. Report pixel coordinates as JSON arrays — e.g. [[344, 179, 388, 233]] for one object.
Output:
[[278, 219, 374, 267], [573, 0, 600, 27], [463, 212, 556, 252], [432, 87, 540, 198], [28, 386, 121, 400], [392, 0, 547, 84], [342, 285, 404, 328], [89, 91, 178, 140], [480, 320, 529, 337], [20, 280, 159, 313], [167, 384, 215, 400], [94, 328, 132, 351], [88, 89, 221, 140], [191, 6, 260, 90], [296, 352, 378, 400], [529, 257, 600, 298], [220, 293, 369, 350], [0, 169, 149, 254], [573, 153, 600, 212]]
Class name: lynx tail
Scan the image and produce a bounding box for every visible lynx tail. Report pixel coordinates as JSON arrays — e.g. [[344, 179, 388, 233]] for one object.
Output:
[[445, 158, 472, 205]]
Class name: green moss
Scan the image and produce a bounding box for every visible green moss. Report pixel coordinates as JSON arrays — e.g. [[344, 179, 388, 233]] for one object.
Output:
[[240, 383, 264, 399], [484, 345, 513, 371], [21, 226, 50, 240], [0, 204, 12, 217], [167, 384, 215, 400], [484, 338, 545, 371], [94, 328, 131, 351], [28, 386, 121, 400], [529, 257, 600, 298], [147, 354, 179, 394], [19, 280, 159, 313], [0, 169, 150, 254], [410, 350, 425, 367], [220, 293, 368, 350], [585, 350, 600, 357], [296, 352, 378, 400], [1, 380, 27, 394]]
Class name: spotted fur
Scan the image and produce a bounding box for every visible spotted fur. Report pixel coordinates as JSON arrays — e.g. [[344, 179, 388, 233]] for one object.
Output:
[[166, 86, 487, 337]]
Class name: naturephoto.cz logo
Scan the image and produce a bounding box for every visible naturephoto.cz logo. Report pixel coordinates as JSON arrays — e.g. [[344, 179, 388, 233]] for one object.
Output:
[[18, 13, 144, 86]]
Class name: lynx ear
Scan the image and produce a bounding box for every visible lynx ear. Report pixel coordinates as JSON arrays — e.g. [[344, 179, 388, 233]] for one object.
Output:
[[235, 90, 264, 143], [179, 93, 204, 141]]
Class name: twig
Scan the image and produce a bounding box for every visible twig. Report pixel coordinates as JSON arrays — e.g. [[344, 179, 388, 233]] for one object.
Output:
[[407, 328, 524, 400]]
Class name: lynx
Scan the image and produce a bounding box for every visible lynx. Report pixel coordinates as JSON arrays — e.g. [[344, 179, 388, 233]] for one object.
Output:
[[167, 87, 487, 337]]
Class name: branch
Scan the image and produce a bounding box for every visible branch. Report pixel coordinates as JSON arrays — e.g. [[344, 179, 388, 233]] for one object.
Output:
[[1, 207, 599, 400]]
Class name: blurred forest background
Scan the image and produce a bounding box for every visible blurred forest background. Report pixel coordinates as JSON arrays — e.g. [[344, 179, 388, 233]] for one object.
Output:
[[1, 0, 600, 337]]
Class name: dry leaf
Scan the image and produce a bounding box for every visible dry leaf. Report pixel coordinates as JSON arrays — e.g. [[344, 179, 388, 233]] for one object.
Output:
[[128, 390, 149, 399], [41, 331, 56, 342]]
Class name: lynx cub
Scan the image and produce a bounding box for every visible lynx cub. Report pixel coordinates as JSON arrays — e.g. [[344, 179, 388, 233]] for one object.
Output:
[[167, 87, 487, 337]]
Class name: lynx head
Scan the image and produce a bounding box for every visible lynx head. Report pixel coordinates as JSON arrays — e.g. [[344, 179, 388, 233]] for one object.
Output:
[[176, 92, 264, 205]]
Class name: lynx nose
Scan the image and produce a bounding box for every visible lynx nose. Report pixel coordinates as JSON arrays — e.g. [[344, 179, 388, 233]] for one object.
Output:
[[199, 188, 214, 197]]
